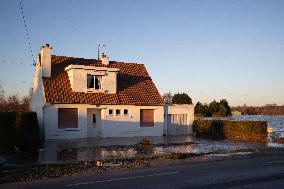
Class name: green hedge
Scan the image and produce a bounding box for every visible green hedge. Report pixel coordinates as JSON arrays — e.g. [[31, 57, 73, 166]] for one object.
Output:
[[193, 120, 267, 142], [0, 112, 40, 153]]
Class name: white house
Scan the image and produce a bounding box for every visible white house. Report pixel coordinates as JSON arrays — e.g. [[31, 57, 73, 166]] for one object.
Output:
[[30, 44, 194, 140]]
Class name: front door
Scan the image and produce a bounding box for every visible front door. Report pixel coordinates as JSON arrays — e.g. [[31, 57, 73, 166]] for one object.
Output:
[[87, 109, 101, 137]]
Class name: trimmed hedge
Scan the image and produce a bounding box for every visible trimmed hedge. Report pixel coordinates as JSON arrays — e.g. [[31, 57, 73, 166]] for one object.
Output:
[[0, 112, 40, 153], [193, 120, 267, 142]]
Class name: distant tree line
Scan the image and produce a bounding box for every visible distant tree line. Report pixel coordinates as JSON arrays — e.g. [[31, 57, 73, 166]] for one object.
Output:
[[0, 85, 31, 112], [232, 104, 284, 115], [195, 99, 232, 117]]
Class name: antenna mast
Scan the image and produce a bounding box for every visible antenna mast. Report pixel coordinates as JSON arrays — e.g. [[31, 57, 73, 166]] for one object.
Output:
[[97, 44, 106, 61]]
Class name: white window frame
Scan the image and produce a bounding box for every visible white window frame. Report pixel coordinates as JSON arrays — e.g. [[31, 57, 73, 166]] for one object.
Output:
[[123, 109, 129, 116], [87, 74, 102, 90], [116, 109, 121, 116]]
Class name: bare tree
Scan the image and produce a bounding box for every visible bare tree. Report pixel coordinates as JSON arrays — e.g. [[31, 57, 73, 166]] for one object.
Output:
[[21, 88, 32, 112], [162, 92, 173, 104], [0, 84, 4, 97], [0, 84, 6, 111], [6, 94, 20, 112], [0, 87, 34, 112]]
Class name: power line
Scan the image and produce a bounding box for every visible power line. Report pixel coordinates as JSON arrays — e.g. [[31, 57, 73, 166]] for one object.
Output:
[[18, 0, 35, 66]]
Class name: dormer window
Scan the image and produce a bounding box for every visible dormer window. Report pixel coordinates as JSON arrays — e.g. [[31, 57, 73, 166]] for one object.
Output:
[[87, 74, 102, 89], [65, 65, 119, 93]]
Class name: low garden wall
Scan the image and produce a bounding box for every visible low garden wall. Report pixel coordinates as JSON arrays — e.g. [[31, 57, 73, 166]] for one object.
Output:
[[0, 112, 40, 153], [193, 120, 267, 142]]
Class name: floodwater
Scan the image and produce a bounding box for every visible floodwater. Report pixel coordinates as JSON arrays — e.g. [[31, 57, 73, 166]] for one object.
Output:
[[36, 137, 267, 164], [1, 115, 283, 165]]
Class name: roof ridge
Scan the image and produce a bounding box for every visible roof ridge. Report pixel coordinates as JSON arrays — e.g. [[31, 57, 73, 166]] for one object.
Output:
[[52, 55, 144, 65]]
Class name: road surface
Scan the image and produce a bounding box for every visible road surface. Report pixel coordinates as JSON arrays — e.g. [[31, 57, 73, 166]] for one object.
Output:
[[1, 148, 284, 189]]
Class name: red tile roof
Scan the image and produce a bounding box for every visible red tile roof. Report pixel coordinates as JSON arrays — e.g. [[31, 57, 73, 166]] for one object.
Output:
[[42, 55, 164, 105]]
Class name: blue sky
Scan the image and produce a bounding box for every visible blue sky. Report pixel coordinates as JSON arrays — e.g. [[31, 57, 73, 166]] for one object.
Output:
[[0, 0, 284, 106]]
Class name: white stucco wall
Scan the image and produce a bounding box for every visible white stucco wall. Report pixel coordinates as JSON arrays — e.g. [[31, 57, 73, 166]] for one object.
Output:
[[101, 105, 165, 137], [40, 45, 52, 77], [102, 71, 117, 94], [43, 104, 165, 139], [44, 104, 89, 140], [30, 61, 46, 137]]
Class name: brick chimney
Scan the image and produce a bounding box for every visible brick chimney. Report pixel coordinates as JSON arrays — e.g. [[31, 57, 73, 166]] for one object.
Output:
[[101, 53, 109, 65], [40, 44, 52, 77]]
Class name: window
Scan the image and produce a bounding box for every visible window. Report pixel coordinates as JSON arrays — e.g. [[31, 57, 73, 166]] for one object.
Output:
[[116, 109, 121, 116], [87, 74, 102, 89], [93, 114, 96, 126], [109, 109, 113, 116], [124, 109, 129, 116], [140, 109, 154, 127], [58, 108, 78, 129], [87, 74, 94, 89]]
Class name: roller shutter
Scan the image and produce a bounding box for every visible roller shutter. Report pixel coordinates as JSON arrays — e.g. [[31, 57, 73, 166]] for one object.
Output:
[[58, 108, 78, 129], [140, 109, 154, 127]]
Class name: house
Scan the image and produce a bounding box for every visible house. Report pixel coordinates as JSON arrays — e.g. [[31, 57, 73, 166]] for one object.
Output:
[[30, 44, 194, 140]]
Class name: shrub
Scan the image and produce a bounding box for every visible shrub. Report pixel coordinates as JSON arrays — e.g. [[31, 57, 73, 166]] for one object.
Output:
[[20, 112, 40, 151], [193, 120, 267, 142], [0, 112, 19, 152], [0, 112, 40, 153]]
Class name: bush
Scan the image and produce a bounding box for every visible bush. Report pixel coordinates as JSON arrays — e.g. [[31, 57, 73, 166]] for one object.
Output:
[[193, 120, 267, 142], [0, 112, 40, 153]]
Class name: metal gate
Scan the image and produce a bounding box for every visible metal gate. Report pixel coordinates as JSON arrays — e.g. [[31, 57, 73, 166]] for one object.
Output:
[[167, 114, 192, 135]]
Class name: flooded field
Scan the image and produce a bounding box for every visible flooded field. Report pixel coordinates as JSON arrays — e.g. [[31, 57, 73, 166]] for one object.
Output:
[[197, 115, 284, 139], [232, 115, 284, 132]]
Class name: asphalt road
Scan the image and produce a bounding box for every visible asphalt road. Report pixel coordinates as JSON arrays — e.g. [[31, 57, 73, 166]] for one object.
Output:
[[1, 149, 284, 189]]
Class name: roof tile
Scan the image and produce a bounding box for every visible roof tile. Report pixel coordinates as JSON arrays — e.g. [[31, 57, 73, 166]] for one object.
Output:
[[42, 55, 164, 105]]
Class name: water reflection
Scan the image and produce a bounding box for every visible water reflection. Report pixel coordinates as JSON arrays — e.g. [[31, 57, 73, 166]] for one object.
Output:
[[37, 137, 268, 164], [3, 122, 284, 165]]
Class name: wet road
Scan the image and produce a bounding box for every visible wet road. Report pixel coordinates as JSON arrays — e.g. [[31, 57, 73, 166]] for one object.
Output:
[[1, 148, 284, 189]]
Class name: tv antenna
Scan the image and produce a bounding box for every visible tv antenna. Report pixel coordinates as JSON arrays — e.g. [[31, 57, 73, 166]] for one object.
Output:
[[97, 44, 106, 61]]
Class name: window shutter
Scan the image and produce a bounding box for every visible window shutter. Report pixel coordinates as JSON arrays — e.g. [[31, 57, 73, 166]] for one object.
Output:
[[58, 108, 78, 129], [140, 109, 154, 127]]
